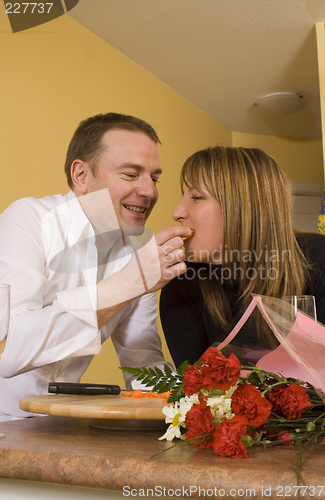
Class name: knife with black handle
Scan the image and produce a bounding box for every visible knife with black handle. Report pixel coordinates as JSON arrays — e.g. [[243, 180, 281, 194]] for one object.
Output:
[[48, 382, 121, 395]]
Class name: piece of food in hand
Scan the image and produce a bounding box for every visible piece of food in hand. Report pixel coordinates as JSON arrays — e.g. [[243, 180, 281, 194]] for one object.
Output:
[[183, 228, 195, 240]]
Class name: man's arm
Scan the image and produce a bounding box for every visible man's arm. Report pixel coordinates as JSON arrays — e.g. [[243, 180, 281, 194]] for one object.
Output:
[[108, 291, 169, 390], [0, 199, 101, 378], [96, 226, 191, 329], [0, 198, 190, 378]]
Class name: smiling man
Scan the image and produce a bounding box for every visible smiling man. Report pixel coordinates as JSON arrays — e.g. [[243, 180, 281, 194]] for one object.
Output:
[[0, 113, 191, 420]]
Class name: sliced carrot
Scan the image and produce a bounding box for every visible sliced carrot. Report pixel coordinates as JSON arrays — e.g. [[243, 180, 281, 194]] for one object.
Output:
[[132, 389, 144, 398], [160, 391, 171, 399], [122, 389, 170, 399]]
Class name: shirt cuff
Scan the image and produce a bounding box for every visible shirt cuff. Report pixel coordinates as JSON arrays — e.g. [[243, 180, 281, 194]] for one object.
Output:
[[56, 284, 98, 328]]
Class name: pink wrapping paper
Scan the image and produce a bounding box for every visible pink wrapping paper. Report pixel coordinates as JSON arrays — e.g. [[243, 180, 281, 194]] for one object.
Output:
[[219, 295, 325, 394]]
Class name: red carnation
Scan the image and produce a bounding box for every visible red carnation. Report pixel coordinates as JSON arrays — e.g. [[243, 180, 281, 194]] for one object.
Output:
[[265, 429, 294, 445], [183, 364, 204, 396], [185, 398, 215, 449], [212, 416, 251, 458], [266, 382, 312, 420], [231, 383, 272, 426], [201, 347, 228, 367], [201, 352, 241, 391], [275, 432, 294, 445]]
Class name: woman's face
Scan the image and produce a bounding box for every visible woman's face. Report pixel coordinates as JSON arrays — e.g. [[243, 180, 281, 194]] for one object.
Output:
[[172, 179, 223, 264]]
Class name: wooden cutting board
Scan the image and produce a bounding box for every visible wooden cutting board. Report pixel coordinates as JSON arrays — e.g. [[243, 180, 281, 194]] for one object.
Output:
[[19, 394, 167, 421]]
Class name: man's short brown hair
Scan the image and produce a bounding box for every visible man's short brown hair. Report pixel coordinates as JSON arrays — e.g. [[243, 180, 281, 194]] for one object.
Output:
[[64, 112, 160, 188]]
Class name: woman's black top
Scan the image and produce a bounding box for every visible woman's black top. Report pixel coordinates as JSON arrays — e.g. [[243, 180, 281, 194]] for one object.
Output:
[[160, 233, 325, 368]]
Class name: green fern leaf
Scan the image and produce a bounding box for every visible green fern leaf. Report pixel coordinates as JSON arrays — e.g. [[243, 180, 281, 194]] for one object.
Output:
[[152, 379, 171, 393], [163, 364, 173, 377], [120, 365, 182, 398], [177, 360, 189, 375], [120, 367, 143, 377], [168, 385, 185, 403], [155, 367, 164, 377], [141, 375, 155, 386]]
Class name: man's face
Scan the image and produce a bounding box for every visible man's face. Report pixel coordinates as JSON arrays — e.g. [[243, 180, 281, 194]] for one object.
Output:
[[84, 129, 161, 227]]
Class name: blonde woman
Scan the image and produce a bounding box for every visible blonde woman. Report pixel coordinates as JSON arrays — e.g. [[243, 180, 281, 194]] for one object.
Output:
[[160, 146, 325, 367]]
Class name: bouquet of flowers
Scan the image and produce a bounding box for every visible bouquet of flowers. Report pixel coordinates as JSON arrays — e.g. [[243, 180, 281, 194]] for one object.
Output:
[[123, 295, 325, 492], [122, 346, 325, 487]]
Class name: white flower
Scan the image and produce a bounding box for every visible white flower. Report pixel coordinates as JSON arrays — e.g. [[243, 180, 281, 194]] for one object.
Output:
[[159, 394, 199, 442], [158, 422, 182, 442], [206, 394, 233, 420], [205, 385, 237, 421], [158, 387, 237, 442]]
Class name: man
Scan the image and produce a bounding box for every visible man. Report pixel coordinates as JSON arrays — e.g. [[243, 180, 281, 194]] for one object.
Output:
[[0, 113, 191, 419]]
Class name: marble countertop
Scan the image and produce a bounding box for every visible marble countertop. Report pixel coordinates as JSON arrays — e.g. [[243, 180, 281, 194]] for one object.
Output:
[[0, 416, 324, 498]]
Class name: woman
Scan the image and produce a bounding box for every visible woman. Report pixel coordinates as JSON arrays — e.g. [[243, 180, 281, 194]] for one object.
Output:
[[160, 146, 325, 368]]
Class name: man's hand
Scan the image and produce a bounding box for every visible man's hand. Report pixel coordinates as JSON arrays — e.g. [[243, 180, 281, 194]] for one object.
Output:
[[96, 226, 192, 329], [144, 226, 192, 293]]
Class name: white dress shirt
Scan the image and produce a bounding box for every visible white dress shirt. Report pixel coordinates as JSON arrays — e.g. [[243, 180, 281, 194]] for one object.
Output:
[[0, 191, 167, 418]]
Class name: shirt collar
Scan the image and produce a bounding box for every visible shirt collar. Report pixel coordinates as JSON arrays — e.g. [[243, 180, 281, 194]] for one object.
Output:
[[64, 191, 123, 252], [65, 190, 94, 247]]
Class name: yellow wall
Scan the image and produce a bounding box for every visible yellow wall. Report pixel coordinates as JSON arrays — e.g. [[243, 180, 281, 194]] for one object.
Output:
[[0, 9, 231, 387], [316, 22, 325, 174], [1, 7, 324, 387], [0, 9, 231, 217], [232, 133, 324, 184]]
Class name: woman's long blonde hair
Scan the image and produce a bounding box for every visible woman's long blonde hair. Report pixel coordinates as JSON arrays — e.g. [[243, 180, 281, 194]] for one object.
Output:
[[181, 146, 308, 347]]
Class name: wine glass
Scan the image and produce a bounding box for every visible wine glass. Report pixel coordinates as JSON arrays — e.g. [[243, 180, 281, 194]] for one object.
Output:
[[282, 295, 317, 321], [280, 295, 325, 400], [0, 284, 10, 359]]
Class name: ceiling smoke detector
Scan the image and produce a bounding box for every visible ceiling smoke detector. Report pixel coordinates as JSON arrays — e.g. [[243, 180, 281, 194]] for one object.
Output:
[[254, 92, 306, 116]]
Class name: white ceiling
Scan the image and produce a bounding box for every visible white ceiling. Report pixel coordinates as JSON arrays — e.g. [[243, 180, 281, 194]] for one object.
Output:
[[68, 0, 325, 140]]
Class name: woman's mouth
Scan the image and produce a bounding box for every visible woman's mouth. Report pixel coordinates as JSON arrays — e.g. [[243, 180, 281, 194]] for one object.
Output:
[[183, 228, 195, 239]]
